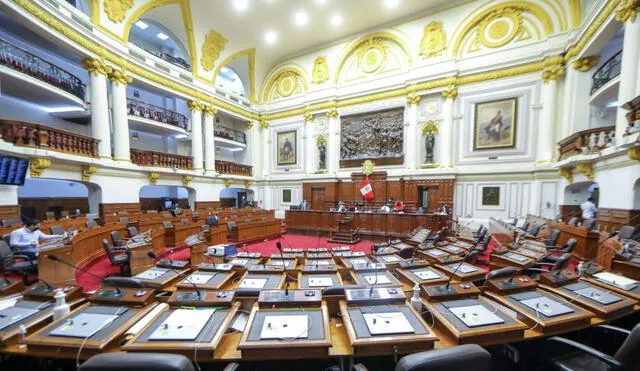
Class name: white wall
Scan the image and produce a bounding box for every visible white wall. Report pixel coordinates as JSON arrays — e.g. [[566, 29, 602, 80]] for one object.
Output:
[[595, 164, 639, 209], [0, 97, 90, 136], [563, 182, 598, 205], [0, 185, 19, 205], [139, 185, 188, 198], [18, 178, 88, 198]]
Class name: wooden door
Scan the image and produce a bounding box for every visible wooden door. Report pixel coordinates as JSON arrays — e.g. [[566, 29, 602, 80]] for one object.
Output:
[[311, 187, 325, 210]]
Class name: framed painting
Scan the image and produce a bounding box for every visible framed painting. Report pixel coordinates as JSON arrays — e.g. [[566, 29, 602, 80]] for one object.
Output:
[[481, 186, 501, 206], [282, 189, 292, 203], [473, 98, 517, 150], [276, 130, 296, 165]]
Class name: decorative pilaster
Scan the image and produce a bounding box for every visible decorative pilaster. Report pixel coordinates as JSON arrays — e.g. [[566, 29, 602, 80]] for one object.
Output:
[[327, 107, 339, 174], [108, 68, 133, 161], [615, 1, 640, 140], [29, 158, 51, 178], [246, 120, 261, 178], [302, 112, 314, 174], [538, 67, 562, 162], [259, 120, 270, 177], [572, 56, 600, 72], [439, 87, 457, 167], [576, 163, 595, 181], [203, 106, 217, 171], [83, 57, 112, 158], [558, 167, 573, 184], [406, 93, 421, 169], [81, 165, 97, 182], [188, 100, 205, 170]]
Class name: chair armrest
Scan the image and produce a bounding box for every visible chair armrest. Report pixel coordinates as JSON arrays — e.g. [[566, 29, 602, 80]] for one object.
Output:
[[593, 325, 631, 337], [13, 254, 37, 266], [523, 268, 549, 273], [546, 337, 623, 369], [112, 247, 128, 252], [352, 364, 368, 371]]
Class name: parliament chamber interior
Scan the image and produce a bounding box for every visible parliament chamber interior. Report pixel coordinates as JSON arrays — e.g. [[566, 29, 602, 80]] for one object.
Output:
[[0, 0, 639, 370]]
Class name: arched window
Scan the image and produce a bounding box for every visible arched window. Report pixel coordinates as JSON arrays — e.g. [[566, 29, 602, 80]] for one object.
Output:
[[129, 18, 191, 71], [217, 66, 246, 97]]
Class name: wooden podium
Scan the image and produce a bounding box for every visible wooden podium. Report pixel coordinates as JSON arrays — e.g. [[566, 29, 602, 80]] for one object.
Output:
[[328, 217, 360, 244]]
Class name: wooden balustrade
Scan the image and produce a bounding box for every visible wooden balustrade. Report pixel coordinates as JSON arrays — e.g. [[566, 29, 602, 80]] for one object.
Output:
[[0, 119, 99, 157], [621, 94, 640, 135], [557, 126, 615, 160], [215, 160, 252, 176], [130, 148, 193, 169]]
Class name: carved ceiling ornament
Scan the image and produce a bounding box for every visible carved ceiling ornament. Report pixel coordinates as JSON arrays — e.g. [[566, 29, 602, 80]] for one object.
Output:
[[615, 0, 640, 23], [104, 0, 133, 23], [361, 160, 375, 176], [572, 56, 600, 72], [355, 37, 389, 74], [477, 6, 526, 49], [421, 120, 440, 136], [419, 21, 447, 58], [30, 158, 51, 178], [200, 30, 228, 71], [275, 71, 302, 97], [311, 56, 330, 84]]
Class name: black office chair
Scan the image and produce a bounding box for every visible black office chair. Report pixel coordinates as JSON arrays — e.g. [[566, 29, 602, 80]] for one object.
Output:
[[49, 225, 65, 235], [485, 267, 518, 281], [581, 218, 596, 230], [101, 239, 130, 277], [1, 218, 22, 227], [0, 240, 37, 285], [110, 231, 123, 246], [545, 228, 561, 247], [526, 224, 542, 237], [353, 344, 491, 371], [79, 353, 195, 371], [396, 244, 414, 259], [567, 217, 578, 226], [523, 253, 572, 279], [101, 277, 146, 289], [544, 239, 577, 264], [2, 233, 11, 248], [86, 220, 97, 229], [464, 249, 480, 264], [619, 225, 640, 241], [544, 324, 640, 371], [127, 226, 139, 237], [521, 221, 530, 231]]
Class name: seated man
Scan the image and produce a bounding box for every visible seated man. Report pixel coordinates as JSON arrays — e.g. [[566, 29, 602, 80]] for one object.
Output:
[[336, 201, 347, 213], [171, 205, 183, 217], [206, 214, 219, 226], [9, 219, 65, 260]]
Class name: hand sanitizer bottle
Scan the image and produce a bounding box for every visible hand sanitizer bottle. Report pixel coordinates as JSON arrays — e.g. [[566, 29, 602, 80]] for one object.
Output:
[[576, 261, 584, 277], [410, 284, 422, 312], [53, 289, 70, 321]]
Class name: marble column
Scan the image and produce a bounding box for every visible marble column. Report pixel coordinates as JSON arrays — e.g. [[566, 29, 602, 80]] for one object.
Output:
[[615, 6, 640, 140], [303, 112, 315, 174], [538, 66, 563, 163], [562, 57, 600, 138], [246, 121, 261, 178], [82, 58, 112, 158], [327, 108, 339, 174], [439, 87, 457, 167], [406, 94, 421, 169], [188, 100, 204, 170], [108, 68, 133, 161], [203, 106, 217, 171], [260, 121, 270, 178]]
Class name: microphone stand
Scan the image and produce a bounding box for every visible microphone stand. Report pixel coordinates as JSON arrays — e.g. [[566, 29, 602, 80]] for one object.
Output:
[[46, 255, 123, 296], [147, 251, 201, 301], [429, 238, 480, 296]]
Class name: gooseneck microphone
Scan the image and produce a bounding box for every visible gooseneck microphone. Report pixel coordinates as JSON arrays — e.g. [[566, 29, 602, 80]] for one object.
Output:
[[431, 238, 480, 295], [147, 251, 201, 299], [46, 254, 122, 295]]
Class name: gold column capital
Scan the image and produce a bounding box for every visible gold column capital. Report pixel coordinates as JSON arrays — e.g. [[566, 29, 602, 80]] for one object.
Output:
[[303, 111, 314, 121], [245, 121, 254, 129], [188, 100, 205, 112], [203, 106, 218, 116], [107, 68, 133, 85], [440, 85, 458, 100], [30, 158, 51, 178], [542, 66, 565, 83], [182, 175, 192, 187], [558, 167, 573, 184], [572, 56, 600, 72], [224, 179, 233, 188], [81, 165, 97, 182], [82, 57, 109, 76], [259, 120, 270, 129], [407, 93, 421, 105], [576, 163, 594, 181], [148, 172, 160, 185], [327, 108, 339, 118], [615, 0, 639, 23], [628, 147, 640, 161]]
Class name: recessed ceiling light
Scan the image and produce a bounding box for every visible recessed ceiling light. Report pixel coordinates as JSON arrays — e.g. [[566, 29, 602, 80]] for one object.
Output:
[[265, 30, 278, 44], [233, 0, 249, 11], [606, 101, 619, 107], [294, 11, 309, 27], [135, 20, 148, 30], [330, 14, 342, 27], [156, 32, 169, 40], [384, 0, 400, 8]]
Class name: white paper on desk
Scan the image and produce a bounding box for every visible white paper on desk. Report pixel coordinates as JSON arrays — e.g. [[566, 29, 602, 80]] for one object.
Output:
[[382, 256, 401, 262], [363, 274, 391, 285], [308, 277, 333, 287], [428, 250, 446, 256], [593, 272, 638, 290], [149, 309, 214, 341], [269, 260, 290, 267], [183, 273, 214, 285], [350, 259, 368, 265], [125, 303, 168, 337], [447, 263, 478, 273], [449, 305, 504, 327], [363, 312, 414, 335], [260, 315, 308, 339], [231, 258, 249, 266], [505, 253, 528, 262], [135, 268, 169, 280], [414, 270, 441, 280], [49, 313, 119, 338], [239, 278, 267, 289]]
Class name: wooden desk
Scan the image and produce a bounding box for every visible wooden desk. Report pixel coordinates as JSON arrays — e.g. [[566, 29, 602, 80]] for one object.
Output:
[[228, 219, 280, 243], [549, 222, 600, 260], [611, 259, 640, 281], [165, 222, 203, 247], [541, 282, 637, 320], [396, 267, 448, 286]]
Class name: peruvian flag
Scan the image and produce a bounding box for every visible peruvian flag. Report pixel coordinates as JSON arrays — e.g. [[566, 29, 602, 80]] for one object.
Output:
[[360, 177, 374, 200]]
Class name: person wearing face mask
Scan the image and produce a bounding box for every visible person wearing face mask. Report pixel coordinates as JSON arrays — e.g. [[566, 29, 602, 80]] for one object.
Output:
[[9, 219, 64, 260]]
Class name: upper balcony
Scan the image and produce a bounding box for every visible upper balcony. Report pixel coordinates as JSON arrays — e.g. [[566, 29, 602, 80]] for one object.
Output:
[[215, 125, 247, 145], [557, 126, 615, 161], [127, 98, 189, 136], [590, 50, 621, 106], [0, 37, 86, 107]]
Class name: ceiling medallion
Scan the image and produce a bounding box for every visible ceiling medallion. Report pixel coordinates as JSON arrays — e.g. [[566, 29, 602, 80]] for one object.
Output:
[[478, 7, 524, 49], [356, 38, 388, 74], [104, 0, 133, 23], [276, 71, 299, 97], [419, 21, 447, 58], [200, 30, 228, 71]]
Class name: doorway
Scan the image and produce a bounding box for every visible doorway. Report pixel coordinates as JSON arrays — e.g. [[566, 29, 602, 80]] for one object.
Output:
[[419, 187, 429, 211], [311, 187, 325, 211]]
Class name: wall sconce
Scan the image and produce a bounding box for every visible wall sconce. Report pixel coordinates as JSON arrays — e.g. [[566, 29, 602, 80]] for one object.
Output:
[[131, 132, 140, 141]]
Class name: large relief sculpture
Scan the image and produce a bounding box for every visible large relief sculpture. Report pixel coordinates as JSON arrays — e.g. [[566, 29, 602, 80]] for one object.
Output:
[[339, 108, 404, 167]]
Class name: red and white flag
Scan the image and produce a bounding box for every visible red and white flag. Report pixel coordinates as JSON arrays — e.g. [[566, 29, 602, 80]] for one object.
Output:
[[360, 177, 374, 200]]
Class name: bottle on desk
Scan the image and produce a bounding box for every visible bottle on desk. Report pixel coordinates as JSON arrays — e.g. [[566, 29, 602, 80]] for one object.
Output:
[[53, 289, 70, 321], [576, 261, 584, 277], [410, 284, 422, 312]]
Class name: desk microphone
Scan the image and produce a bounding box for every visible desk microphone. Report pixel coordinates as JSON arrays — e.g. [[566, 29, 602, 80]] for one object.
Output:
[[276, 241, 283, 258], [284, 281, 289, 297], [46, 254, 122, 296], [430, 238, 480, 295], [147, 251, 201, 300]]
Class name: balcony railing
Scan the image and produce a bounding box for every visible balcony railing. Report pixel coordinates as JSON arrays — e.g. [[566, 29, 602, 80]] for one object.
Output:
[[558, 126, 615, 160], [591, 51, 621, 94], [0, 38, 86, 100], [215, 160, 252, 176], [130, 148, 193, 169], [127, 98, 189, 130], [621, 94, 640, 135], [0, 119, 99, 158], [214, 125, 246, 144], [149, 50, 190, 71]]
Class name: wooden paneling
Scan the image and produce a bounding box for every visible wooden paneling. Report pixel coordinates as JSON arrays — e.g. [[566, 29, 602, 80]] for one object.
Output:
[[195, 201, 221, 210], [220, 198, 236, 207], [99, 203, 142, 219], [139, 198, 189, 212], [597, 208, 640, 233], [19, 197, 88, 221], [0, 205, 20, 221]]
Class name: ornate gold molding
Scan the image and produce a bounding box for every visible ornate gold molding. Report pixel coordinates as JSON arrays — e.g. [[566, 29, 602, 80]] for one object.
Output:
[[407, 93, 421, 105], [558, 167, 573, 183], [188, 100, 205, 112], [182, 175, 192, 187], [542, 66, 565, 83], [327, 108, 339, 118], [572, 56, 600, 72], [244, 180, 252, 189], [30, 158, 51, 178], [107, 67, 133, 85], [245, 121, 254, 129], [104, 0, 133, 23], [615, 0, 639, 23], [200, 29, 228, 71], [203, 106, 218, 116], [315, 134, 327, 146], [224, 179, 233, 188], [303, 112, 314, 121], [361, 160, 375, 176], [576, 163, 595, 181], [81, 165, 97, 182], [148, 172, 159, 185], [82, 57, 109, 76], [311, 56, 329, 84], [628, 147, 640, 160], [421, 120, 440, 135], [419, 21, 447, 58], [440, 86, 458, 100], [259, 121, 269, 129]]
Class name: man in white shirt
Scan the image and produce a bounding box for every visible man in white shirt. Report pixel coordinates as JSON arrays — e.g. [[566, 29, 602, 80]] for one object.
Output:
[[580, 197, 597, 220], [9, 219, 64, 260]]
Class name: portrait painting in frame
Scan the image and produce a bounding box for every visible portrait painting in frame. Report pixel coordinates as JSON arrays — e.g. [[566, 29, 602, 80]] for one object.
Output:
[[481, 186, 501, 206], [277, 130, 297, 166], [473, 98, 517, 150]]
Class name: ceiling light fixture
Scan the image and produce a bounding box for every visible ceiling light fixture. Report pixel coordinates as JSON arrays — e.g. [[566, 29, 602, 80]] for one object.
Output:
[[44, 106, 85, 113], [135, 20, 148, 30], [384, 0, 400, 8], [175, 134, 188, 139], [156, 32, 169, 40], [330, 14, 342, 27], [233, 0, 249, 11], [606, 101, 619, 108], [294, 11, 309, 27], [265, 30, 278, 44]]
